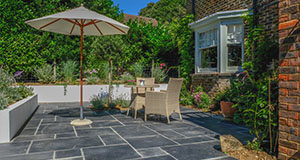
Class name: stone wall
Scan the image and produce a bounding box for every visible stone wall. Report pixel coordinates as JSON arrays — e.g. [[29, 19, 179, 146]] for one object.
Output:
[[278, 0, 300, 159], [191, 73, 234, 96]]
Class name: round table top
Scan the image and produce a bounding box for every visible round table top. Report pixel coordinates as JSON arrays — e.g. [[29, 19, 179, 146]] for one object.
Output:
[[124, 84, 160, 88]]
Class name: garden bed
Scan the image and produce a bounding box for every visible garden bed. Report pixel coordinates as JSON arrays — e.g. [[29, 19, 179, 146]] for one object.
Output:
[[0, 94, 38, 143]]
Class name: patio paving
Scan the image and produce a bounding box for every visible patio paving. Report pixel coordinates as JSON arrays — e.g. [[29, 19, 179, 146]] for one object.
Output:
[[0, 103, 254, 160]]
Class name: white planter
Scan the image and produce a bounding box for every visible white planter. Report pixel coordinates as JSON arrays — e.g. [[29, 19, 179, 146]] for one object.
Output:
[[30, 84, 168, 103], [0, 94, 38, 143]]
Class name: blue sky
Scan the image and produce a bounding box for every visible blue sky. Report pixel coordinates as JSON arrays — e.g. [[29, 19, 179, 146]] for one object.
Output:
[[112, 0, 159, 15]]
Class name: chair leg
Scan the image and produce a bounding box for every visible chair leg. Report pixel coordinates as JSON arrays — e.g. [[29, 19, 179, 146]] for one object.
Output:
[[167, 116, 170, 124], [126, 108, 130, 116], [178, 110, 182, 121], [134, 109, 138, 119], [144, 113, 147, 121]]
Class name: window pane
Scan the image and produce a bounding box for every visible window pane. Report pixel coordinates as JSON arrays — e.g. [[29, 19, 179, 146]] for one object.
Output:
[[228, 44, 242, 66], [201, 47, 217, 68]]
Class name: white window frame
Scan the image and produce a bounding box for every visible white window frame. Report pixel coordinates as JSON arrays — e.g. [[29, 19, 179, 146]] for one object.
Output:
[[190, 9, 248, 73]]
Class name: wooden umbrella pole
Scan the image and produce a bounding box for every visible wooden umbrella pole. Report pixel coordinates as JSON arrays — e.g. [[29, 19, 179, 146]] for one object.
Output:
[[80, 21, 84, 120]]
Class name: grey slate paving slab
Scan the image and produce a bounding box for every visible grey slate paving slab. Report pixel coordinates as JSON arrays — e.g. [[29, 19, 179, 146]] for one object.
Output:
[[0, 151, 54, 160], [137, 147, 167, 157], [37, 123, 74, 135], [173, 127, 216, 137], [55, 148, 82, 159], [13, 134, 54, 142], [29, 136, 103, 153], [76, 128, 116, 136], [0, 141, 31, 157], [161, 141, 226, 160], [91, 120, 123, 128], [138, 155, 176, 160], [113, 126, 157, 138], [19, 128, 36, 136], [173, 136, 214, 144], [83, 145, 141, 160], [126, 135, 176, 149], [100, 135, 126, 145], [155, 130, 186, 139]]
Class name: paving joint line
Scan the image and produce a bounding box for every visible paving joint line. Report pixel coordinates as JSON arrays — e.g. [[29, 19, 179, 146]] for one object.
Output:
[[159, 147, 178, 160], [143, 125, 180, 145], [168, 129, 188, 138], [54, 116, 57, 121], [55, 156, 82, 160], [97, 135, 106, 146], [25, 140, 33, 154], [80, 148, 86, 160], [110, 127, 144, 158], [107, 112, 126, 126], [53, 151, 56, 159], [34, 119, 43, 136], [72, 126, 78, 137], [54, 134, 57, 139]]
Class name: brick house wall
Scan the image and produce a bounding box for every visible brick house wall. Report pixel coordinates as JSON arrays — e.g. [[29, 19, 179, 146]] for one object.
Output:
[[278, 0, 300, 159], [188, 0, 279, 96]]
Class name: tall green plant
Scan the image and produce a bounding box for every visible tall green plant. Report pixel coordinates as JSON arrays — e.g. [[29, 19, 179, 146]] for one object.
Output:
[[61, 60, 77, 83], [34, 64, 55, 84], [129, 62, 144, 78]]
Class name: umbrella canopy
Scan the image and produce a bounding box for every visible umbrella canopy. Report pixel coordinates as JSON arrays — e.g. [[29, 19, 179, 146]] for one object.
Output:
[[25, 5, 129, 125], [26, 5, 129, 36]]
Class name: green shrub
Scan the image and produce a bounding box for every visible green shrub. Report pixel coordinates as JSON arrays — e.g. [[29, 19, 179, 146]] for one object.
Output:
[[113, 94, 130, 108], [85, 69, 99, 84], [61, 60, 77, 83], [90, 93, 108, 110], [97, 62, 109, 83], [180, 85, 194, 106], [192, 86, 211, 109], [0, 68, 15, 90], [152, 66, 167, 83], [0, 93, 8, 110], [86, 76, 99, 84], [120, 72, 134, 83], [129, 62, 144, 78], [16, 85, 34, 99], [0, 68, 33, 110], [34, 64, 55, 84]]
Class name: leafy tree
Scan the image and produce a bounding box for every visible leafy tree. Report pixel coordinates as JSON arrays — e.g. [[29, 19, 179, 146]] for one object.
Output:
[[169, 15, 195, 83], [91, 35, 127, 103], [139, 0, 187, 24], [0, 0, 121, 78], [124, 20, 176, 70]]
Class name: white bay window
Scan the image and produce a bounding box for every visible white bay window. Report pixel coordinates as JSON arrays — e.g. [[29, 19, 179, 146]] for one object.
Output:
[[190, 9, 247, 73]]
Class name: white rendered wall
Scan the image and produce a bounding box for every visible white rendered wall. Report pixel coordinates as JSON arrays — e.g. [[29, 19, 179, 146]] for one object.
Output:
[[30, 84, 168, 103]]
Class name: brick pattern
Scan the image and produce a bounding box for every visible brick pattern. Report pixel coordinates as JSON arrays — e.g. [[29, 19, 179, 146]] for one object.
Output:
[[278, 0, 300, 159], [191, 73, 233, 96]]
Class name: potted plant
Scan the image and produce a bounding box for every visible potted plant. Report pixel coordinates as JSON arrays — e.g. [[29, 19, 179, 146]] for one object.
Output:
[[220, 87, 237, 121]]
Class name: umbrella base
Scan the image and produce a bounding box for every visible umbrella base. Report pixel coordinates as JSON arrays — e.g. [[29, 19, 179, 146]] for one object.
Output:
[[70, 119, 93, 126]]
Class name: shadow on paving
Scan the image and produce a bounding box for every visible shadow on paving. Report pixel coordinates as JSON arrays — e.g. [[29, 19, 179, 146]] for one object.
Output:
[[179, 107, 254, 144]]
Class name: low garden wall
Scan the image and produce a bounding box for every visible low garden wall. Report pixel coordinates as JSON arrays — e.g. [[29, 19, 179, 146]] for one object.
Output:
[[191, 72, 234, 96], [30, 84, 168, 103], [0, 94, 38, 143]]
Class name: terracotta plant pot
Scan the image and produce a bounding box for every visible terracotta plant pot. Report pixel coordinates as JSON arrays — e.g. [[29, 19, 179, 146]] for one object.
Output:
[[220, 101, 237, 121]]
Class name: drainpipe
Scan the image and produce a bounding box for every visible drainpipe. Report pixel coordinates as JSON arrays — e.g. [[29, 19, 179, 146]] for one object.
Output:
[[192, 0, 195, 15]]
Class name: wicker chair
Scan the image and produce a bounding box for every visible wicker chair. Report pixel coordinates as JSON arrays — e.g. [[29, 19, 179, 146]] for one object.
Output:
[[126, 77, 155, 119], [144, 78, 184, 123]]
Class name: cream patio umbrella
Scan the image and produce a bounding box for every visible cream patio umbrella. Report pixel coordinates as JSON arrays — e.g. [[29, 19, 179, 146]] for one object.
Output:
[[25, 4, 130, 126]]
